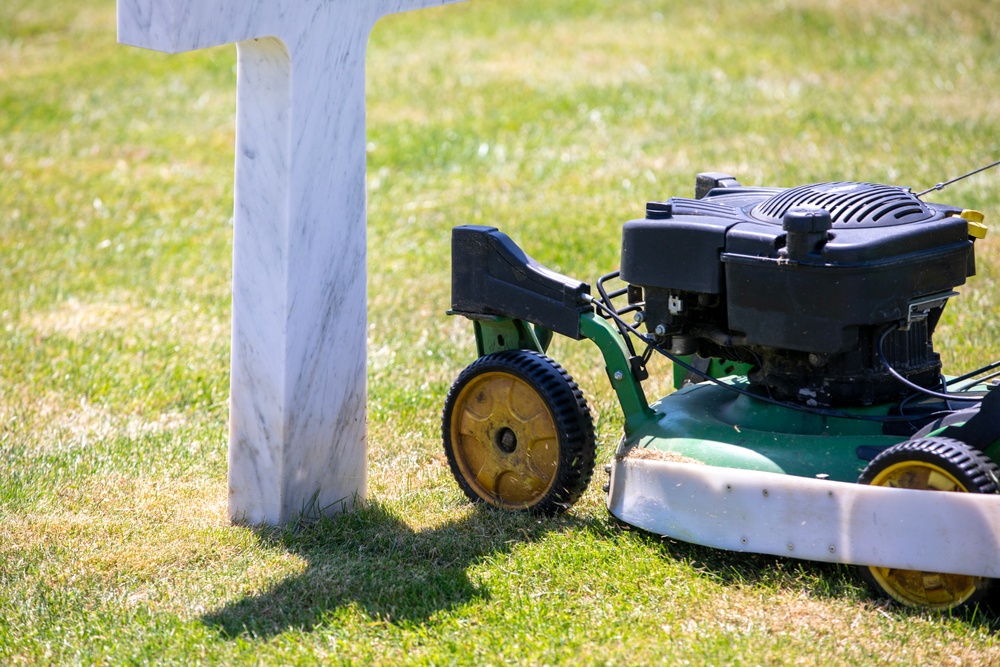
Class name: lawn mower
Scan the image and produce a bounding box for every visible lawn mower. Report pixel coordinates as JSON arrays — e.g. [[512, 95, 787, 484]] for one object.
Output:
[[441, 170, 1000, 611]]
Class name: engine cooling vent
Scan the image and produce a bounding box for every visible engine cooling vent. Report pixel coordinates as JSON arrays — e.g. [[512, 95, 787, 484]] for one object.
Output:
[[751, 182, 933, 228]]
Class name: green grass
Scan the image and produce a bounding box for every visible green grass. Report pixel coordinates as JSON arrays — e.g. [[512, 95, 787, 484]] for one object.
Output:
[[3, 0, 1000, 664]]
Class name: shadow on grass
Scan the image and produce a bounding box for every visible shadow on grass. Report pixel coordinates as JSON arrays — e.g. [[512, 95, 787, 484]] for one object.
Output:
[[626, 523, 1000, 631], [202, 501, 584, 638], [203, 501, 1000, 639]]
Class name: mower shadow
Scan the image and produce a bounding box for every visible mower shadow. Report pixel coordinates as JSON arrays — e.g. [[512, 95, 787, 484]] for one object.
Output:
[[201, 501, 587, 638], [627, 524, 1000, 630]]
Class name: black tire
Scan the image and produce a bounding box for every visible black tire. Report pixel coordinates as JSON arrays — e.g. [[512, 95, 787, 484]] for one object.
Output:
[[856, 436, 1000, 611], [442, 350, 596, 515]]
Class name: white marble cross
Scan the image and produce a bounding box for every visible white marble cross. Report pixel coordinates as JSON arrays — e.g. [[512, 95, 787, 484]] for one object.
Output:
[[118, 0, 466, 524]]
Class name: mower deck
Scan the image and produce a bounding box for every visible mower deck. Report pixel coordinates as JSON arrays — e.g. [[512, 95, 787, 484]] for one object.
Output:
[[621, 379, 902, 483], [607, 379, 1000, 577]]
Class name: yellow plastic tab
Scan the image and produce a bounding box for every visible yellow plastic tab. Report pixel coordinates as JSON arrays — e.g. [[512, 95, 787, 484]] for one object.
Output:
[[961, 210, 988, 239]]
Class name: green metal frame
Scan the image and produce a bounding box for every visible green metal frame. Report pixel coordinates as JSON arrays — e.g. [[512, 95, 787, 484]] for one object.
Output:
[[471, 316, 552, 357], [578, 313, 656, 434]]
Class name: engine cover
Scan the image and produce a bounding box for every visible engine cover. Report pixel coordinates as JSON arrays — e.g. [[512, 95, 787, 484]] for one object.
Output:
[[620, 178, 977, 406]]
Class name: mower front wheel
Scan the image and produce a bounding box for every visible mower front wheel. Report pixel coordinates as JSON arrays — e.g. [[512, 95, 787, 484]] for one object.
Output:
[[856, 436, 1000, 611], [442, 350, 596, 514]]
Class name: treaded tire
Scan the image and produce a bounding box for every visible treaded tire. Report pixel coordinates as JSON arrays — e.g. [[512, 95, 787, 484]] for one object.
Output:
[[442, 350, 596, 515], [856, 436, 1000, 611]]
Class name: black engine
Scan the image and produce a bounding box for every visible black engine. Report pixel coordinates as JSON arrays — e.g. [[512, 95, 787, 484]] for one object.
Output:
[[621, 173, 981, 407]]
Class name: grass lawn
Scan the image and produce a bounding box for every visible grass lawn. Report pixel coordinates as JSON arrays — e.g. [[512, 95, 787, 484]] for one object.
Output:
[[3, 0, 1000, 664]]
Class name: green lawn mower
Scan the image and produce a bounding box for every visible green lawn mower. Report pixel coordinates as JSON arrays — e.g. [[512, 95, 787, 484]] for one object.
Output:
[[441, 171, 1000, 612]]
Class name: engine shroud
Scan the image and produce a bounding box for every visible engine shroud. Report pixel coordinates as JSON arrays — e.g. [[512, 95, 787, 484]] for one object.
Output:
[[620, 178, 976, 406]]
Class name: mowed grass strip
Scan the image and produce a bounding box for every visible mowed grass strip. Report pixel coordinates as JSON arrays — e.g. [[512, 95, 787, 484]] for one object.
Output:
[[2, 0, 1000, 665]]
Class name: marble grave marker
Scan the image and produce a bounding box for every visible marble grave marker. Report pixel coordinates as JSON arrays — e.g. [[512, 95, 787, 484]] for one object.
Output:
[[118, 0, 466, 524]]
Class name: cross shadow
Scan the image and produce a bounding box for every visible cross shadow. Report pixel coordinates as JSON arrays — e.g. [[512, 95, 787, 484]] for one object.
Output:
[[202, 501, 586, 638]]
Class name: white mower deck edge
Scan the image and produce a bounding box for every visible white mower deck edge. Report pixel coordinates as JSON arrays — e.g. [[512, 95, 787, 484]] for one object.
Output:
[[607, 457, 1000, 578]]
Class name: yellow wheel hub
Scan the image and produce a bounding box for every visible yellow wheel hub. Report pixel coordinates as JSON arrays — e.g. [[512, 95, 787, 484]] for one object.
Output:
[[449, 371, 559, 509], [866, 460, 984, 609]]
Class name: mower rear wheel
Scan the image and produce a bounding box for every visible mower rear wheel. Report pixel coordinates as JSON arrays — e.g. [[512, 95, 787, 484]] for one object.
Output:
[[856, 437, 1000, 611], [442, 350, 596, 514]]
